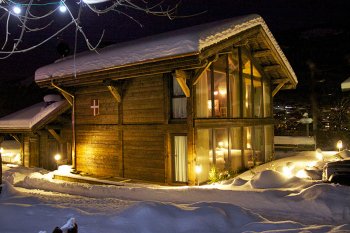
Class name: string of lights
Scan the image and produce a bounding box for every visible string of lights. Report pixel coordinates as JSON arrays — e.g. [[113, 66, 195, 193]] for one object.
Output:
[[0, 0, 181, 59]]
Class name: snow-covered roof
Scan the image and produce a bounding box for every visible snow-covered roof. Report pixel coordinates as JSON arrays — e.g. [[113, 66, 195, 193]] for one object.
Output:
[[0, 100, 70, 133], [35, 14, 297, 85]]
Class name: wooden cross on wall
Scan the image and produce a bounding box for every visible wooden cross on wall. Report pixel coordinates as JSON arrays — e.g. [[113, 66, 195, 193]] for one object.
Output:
[[91, 99, 99, 116]]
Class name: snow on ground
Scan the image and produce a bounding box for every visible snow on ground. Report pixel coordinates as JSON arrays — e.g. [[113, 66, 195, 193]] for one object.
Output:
[[1, 151, 350, 233]]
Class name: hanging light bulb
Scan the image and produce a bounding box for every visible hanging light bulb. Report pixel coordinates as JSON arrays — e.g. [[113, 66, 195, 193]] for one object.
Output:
[[12, 5, 21, 15], [59, 4, 67, 13]]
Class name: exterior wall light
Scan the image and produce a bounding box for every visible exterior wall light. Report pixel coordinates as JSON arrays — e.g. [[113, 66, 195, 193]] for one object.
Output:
[[54, 153, 61, 170], [195, 164, 202, 186]]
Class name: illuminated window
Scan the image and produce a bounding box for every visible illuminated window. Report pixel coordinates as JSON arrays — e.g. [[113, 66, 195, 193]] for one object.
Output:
[[172, 77, 187, 119]]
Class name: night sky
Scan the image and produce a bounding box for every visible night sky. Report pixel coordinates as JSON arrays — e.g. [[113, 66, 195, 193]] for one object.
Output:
[[0, 0, 349, 107]]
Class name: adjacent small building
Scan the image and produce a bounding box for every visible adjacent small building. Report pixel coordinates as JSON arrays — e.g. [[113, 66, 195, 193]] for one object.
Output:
[[0, 95, 71, 170], [4, 14, 298, 185]]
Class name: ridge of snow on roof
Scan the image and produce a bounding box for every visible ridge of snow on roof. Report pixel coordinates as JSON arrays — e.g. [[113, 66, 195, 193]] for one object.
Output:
[[35, 14, 297, 84], [0, 100, 68, 131]]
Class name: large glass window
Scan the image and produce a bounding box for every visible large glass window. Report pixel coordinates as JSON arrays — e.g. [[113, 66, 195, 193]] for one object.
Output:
[[229, 50, 240, 118], [229, 127, 242, 171], [196, 129, 211, 183], [213, 56, 228, 118], [243, 126, 253, 167], [242, 55, 252, 118], [264, 125, 274, 161], [263, 77, 272, 117], [253, 65, 263, 118], [196, 71, 211, 118], [172, 77, 187, 119], [254, 126, 264, 165], [195, 48, 271, 119], [196, 125, 269, 180], [213, 128, 228, 170]]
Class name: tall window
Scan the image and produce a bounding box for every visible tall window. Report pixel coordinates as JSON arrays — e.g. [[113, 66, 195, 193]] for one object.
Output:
[[172, 77, 187, 119], [242, 55, 252, 118], [263, 77, 272, 117], [264, 125, 274, 161], [229, 127, 242, 171], [213, 128, 228, 170], [196, 129, 211, 183], [243, 126, 253, 167], [196, 125, 270, 175], [254, 126, 264, 165], [213, 56, 228, 118], [196, 71, 211, 118], [195, 48, 270, 119], [229, 50, 240, 118], [252, 65, 263, 118]]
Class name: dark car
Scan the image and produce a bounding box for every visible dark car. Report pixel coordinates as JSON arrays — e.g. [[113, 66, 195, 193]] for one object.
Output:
[[322, 158, 350, 185]]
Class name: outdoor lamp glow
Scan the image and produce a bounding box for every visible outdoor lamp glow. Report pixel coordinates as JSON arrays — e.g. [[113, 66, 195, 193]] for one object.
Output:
[[195, 164, 202, 174], [336, 140, 343, 152], [315, 148, 323, 161], [54, 153, 61, 161]]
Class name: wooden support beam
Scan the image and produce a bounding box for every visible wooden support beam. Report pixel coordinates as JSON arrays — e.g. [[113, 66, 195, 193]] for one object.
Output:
[[48, 129, 64, 144], [173, 70, 191, 97], [192, 55, 218, 86], [263, 64, 280, 72], [10, 134, 21, 143], [272, 79, 288, 97], [252, 49, 271, 58], [106, 85, 122, 103], [103, 79, 122, 103]]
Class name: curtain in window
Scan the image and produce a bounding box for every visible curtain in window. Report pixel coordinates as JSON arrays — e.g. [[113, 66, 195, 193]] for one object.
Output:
[[174, 136, 188, 182], [173, 78, 184, 95], [172, 98, 187, 118]]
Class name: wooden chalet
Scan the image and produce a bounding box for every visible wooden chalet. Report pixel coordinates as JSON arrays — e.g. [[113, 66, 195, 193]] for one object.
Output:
[[0, 95, 71, 170], [34, 14, 298, 184]]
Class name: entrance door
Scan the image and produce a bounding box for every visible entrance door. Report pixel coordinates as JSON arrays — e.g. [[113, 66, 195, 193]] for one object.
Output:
[[173, 135, 188, 182]]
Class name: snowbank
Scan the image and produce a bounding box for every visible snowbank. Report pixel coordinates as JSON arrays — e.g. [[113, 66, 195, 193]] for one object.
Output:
[[1, 152, 350, 233]]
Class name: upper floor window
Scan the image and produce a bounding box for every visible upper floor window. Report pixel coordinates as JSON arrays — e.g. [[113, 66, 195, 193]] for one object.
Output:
[[172, 76, 187, 119], [195, 48, 270, 119]]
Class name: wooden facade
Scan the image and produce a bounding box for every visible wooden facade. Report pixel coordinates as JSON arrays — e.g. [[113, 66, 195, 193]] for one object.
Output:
[[34, 15, 298, 184]]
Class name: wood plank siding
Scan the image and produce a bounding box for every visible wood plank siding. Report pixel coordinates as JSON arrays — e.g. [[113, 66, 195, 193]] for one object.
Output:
[[76, 124, 119, 176], [123, 128, 165, 183], [74, 74, 169, 182], [75, 85, 118, 125], [123, 75, 166, 124]]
